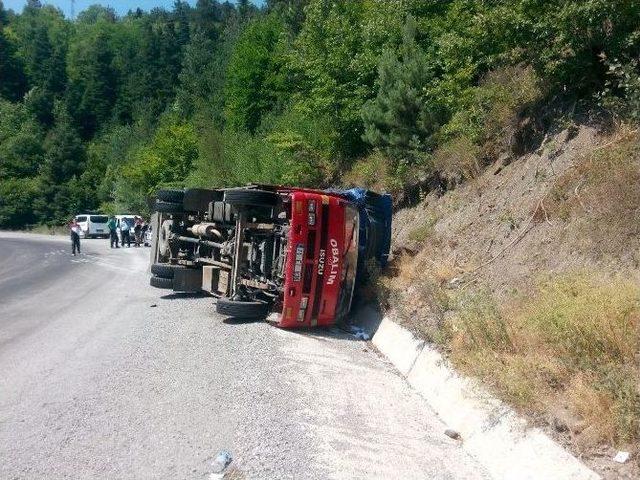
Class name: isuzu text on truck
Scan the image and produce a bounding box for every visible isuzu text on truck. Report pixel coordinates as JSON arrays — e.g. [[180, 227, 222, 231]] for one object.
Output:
[[148, 185, 391, 328]]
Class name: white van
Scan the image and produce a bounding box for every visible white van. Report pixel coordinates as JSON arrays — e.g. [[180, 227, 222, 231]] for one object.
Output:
[[75, 214, 109, 238]]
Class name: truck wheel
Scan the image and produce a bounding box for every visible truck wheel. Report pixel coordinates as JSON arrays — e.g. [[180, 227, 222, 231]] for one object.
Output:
[[155, 200, 184, 213], [158, 220, 173, 258], [157, 189, 185, 203], [216, 297, 270, 319], [151, 263, 185, 279], [150, 276, 173, 289], [223, 189, 279, 208]]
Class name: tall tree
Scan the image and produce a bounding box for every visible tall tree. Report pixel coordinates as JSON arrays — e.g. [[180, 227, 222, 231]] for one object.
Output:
[[223, 13, 286, 132], [12, 3, 70, 126], [0, 99, 44, 179], [287, 0, 407, 157], [362, 17, 442, 160], [36, 104, 86, 222], [66, 25, 118, 138], [0, 1, 28, 101]]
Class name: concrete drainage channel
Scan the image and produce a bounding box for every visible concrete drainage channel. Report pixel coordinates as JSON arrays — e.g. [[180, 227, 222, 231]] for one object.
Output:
[[350, 306, 601, 480]]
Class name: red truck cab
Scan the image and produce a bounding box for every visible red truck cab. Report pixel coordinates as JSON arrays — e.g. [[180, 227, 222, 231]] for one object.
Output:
[[280, 191, 359, 327]]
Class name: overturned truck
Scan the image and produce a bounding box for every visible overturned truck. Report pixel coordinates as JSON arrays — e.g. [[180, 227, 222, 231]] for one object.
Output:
[[148, 185, 392, 328]]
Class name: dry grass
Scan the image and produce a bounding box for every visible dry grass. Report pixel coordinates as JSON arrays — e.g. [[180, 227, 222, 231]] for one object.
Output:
[[433, 136, 481, 185], [377, 124, 640, 455], [546, 130, 640, 257], [407, 214, 438, 243], [27, 224, 67, 235], [446, 273, 640, 447], [381, 247, 459, 340]]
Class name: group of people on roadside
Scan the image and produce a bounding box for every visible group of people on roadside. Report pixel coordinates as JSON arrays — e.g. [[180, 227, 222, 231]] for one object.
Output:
[[67, 215, 148, 255], [107, 216, 147, 249]]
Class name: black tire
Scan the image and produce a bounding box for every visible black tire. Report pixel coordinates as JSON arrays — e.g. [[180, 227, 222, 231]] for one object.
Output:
[[150, 276, 173, 289], [151, 263, 185, 279], [223, 189, 279, 208], [155, 200, 184, 213], [157, 188, 185, 203], [216, 297, 270, 319]]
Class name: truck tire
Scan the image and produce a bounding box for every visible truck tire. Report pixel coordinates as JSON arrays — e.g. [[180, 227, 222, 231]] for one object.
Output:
[[150, 276, 173, 289], [158, 220, 173, 258], [155, 200, 184, 213], [156, 189, 184, 203], [216, 297, 270, 319], [151, 263, 185, 279], [223, 189, 278, 208]]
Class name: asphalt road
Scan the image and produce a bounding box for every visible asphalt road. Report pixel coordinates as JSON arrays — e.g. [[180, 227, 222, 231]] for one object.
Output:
[[0, 232, 488, 480]]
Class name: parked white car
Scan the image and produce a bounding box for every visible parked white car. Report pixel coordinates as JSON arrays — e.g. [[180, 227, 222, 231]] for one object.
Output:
[[75, 214, 109, 238], [115, 215, 141, 244]]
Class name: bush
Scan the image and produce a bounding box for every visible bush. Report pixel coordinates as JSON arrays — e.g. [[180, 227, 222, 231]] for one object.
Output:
[[342, 150, 406, 196], [432, 136, 480, 185], [119, 119, 198, 212], [0, 177, 40, 227], [260, 107, 339, 185], [442, 65, 542, 156], [599, 58, 640, 124]]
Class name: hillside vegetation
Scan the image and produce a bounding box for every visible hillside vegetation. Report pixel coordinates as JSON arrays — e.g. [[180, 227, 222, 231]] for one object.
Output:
[[385, 125, 640, 477], [2, 0, 640, 226]]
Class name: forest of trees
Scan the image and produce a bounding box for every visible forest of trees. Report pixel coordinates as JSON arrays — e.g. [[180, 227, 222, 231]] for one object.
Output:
[[1, 0, 639, 227]]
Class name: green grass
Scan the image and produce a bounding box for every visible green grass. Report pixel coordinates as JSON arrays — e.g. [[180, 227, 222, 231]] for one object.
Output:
[[26, 224, 67, 236], [408, 215, 438, 243]]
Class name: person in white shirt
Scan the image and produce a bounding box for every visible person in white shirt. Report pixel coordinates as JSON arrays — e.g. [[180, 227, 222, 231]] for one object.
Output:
[[120, 218, 131, 247], [69, 218, 81, 255]]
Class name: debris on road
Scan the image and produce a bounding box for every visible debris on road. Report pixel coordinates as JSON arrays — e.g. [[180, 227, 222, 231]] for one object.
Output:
[[613, 451, 630, 464], [210, 450, 233, 474], [346, 325, 370, 341], [444, 429, 461, 440]]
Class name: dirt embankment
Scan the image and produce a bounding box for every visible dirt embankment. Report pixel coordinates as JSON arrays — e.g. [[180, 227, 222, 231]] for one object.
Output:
[[383, 124, 640, 479]]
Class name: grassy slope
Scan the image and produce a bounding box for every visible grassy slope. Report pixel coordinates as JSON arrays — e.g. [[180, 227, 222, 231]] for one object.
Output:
[[382, 124, 640, 478]]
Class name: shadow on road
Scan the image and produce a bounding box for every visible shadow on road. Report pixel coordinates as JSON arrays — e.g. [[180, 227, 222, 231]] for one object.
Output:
[[160, 292, 208, 300], [222, 317, 264, 325]]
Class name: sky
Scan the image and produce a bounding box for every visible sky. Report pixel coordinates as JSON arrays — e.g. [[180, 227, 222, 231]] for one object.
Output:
[[3, 0, 264, 18]]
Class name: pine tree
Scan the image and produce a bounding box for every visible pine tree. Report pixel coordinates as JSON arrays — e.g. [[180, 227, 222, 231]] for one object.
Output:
[[361, 16, 442, 161], [66, 27, 118, 138]]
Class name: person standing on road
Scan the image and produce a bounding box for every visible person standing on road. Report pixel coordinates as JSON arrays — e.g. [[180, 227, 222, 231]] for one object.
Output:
[[134, 217, 143, 247], [141, 220, 149, 245], [120, 217, 131, 247], [69, 218, 81, 255], [107, 216, 119, 248]]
